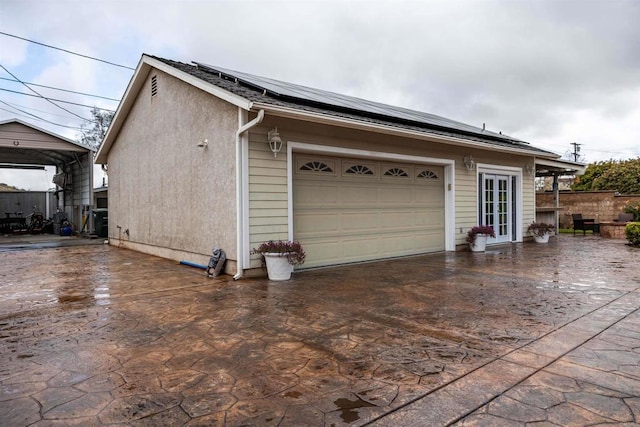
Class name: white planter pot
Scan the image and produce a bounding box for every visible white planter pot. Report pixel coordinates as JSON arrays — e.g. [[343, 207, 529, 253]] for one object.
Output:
[[533, 233, 550, 243], [263, 253, 294, 281], [469, 234, 488, 252]]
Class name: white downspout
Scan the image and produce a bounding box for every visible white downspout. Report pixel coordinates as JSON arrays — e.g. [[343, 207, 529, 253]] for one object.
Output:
[[233, 109, 265, 280]]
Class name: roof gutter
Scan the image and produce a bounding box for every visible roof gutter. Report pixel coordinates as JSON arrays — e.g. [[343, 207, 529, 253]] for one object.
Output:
[[233, 108, 264, 280]]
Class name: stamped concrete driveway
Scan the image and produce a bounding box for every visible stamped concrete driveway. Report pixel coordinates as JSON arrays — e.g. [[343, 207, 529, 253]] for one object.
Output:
[[1, 235, 639, 426]]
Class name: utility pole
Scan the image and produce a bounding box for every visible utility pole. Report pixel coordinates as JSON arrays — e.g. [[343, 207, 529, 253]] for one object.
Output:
[[570, 142, 581, 162]]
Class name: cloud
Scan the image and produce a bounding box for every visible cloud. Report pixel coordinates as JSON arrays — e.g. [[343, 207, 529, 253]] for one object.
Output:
[[1, 0, 639, 192]]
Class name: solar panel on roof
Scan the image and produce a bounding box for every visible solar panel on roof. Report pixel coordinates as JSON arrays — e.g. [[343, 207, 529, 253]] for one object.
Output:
[[194, 62, 520, 142]]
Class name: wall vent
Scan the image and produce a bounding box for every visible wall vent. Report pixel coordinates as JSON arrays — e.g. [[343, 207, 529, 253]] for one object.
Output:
[[151, 75, 158, 97]]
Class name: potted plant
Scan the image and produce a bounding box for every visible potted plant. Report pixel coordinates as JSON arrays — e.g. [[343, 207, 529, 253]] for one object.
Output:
[[466, 225, 496, 252], [252, 240, 306, 281], [527, 222, 555, 243]]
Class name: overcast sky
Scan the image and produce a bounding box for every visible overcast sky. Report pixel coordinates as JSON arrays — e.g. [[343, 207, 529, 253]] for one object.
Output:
[[1, 0, 639, 190]]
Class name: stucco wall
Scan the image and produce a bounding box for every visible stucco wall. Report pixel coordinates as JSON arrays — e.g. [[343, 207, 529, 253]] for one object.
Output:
[[247, 117, 536, 266], [107, 69, 238, 268], [537, 191, 640, 228]]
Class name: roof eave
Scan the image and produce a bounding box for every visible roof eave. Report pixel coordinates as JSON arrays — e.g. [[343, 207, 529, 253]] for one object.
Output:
[[253, 102, 559, 159]]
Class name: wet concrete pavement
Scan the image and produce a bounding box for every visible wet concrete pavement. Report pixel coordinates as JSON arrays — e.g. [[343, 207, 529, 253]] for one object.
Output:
[[1, 235, 639, 426], [0, 234, 105, 252]]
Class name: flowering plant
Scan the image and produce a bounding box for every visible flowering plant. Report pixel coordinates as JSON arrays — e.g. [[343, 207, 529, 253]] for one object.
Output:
[[252, 240, 306, 265], [465, 225, 496, 244], [527, 222, 555, 238]]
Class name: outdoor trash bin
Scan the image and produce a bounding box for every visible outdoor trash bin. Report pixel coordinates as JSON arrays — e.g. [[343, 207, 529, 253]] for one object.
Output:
[[93, 209, 108, 238]]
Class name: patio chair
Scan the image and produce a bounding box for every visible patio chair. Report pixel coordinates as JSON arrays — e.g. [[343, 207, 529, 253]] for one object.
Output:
[[572, 213, 597, 235]]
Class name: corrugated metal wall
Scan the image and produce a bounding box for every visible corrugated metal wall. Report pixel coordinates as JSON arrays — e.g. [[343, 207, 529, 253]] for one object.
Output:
[[0, 191, 58, 218]]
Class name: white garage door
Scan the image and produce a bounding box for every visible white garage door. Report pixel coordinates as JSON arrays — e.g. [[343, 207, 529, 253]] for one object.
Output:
[[293, 155, 445, 268]]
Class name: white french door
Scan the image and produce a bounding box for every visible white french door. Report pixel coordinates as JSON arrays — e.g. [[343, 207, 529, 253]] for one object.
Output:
[[481, 173, 514, 243]]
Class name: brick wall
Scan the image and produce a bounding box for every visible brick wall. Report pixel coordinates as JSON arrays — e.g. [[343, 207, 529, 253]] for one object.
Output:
[[536, 191, 640, 228]]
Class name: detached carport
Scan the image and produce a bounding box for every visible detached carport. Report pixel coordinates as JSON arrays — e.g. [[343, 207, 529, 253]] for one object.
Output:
[[0, 119, 95, 234]]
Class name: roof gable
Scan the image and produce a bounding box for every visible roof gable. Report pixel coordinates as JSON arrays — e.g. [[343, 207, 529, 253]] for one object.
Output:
[[95, 55, 252, 163]]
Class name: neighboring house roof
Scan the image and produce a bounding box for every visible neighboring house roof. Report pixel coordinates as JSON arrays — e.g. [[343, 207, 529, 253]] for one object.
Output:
[[97, 54, 559, 163]]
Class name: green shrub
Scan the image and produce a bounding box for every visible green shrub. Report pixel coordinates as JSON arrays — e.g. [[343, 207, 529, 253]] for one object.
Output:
[[625, 222, 640, 246]]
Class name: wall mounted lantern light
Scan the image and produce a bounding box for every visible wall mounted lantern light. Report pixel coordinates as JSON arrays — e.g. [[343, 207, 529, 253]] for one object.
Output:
[[463, 155, 475, 171], [267, 127, 283, 157]]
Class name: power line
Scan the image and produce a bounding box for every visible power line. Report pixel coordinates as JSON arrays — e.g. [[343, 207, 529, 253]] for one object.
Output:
[[0, 31, 135, 71], [0, 100, 87, 120], [0, 88, 115, 112], [538, 140, 636, 158], [0, 100, 84, 130], [0, 106, 43, 122], [0, 77, 121, 102], [0, 63, 90, 122]]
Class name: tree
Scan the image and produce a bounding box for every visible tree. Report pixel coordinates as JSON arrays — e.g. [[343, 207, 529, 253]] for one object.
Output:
[[0, 183, 23, 191], [78, 107, 113, 150], [571, 161, 612, 191], [571, 158, 640, 194]]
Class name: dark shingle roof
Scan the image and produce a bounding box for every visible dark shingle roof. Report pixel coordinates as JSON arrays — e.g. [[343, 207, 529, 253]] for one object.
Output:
[[151, 56, 556, 156]]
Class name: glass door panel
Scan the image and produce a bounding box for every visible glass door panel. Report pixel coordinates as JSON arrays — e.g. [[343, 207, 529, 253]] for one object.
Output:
[[482, 174, 512, 243]]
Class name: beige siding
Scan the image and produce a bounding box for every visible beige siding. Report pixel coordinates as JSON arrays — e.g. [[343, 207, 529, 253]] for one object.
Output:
[[107, 69, 238, 269], [454, 160, 479, 245], [248, 129, 289, 267], [522, 171, 536, 230], [246, 117, 537, 262], [456, 151, 536, 246]]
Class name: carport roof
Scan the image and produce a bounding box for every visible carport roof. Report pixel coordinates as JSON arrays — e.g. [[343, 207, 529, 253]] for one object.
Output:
[[97, 54, 560, 162], [0, 119, 92, 168], [535, 157, 586, 176]]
